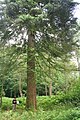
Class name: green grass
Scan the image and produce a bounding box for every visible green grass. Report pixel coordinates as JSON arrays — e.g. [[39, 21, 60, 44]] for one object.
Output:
[[0, 94, 80, 120]]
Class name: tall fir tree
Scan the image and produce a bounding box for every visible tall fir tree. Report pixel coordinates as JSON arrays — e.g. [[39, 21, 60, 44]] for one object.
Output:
[[4, 0, 78, 110]]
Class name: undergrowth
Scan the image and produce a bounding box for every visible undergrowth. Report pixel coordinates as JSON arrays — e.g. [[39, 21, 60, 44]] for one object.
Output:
[[0, 107, 80, 120]]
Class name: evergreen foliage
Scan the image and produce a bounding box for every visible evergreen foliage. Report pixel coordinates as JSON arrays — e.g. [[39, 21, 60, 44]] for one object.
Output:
[[0, 0, 79, 110]]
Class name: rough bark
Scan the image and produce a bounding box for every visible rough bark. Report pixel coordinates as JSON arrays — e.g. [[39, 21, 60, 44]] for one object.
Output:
[[26, 31, 37, 110]]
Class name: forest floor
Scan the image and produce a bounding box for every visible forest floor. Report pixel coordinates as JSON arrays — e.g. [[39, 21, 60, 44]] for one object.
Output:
[[0, 96, 80, 120]]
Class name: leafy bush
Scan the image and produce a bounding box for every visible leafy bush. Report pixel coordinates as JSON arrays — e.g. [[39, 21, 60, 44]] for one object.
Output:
[[2, 97, 26, 110], [37, 80, 80, 110], [0, 108, 80, 120], [2, 97, 12, 110]]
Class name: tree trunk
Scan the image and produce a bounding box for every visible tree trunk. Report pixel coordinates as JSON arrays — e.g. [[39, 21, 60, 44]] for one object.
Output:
[[26, 31, 37, 110], [48, 57, 52, 96], [0, 97, 2, 109], [49, 81, 52, 96], [76, 52, 80, 78], [45, 84, 47, 96], [19, 78, 23, 97], [0, 80, 3, 109]]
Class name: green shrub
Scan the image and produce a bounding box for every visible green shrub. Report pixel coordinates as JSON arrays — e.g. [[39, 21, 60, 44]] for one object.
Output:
[[0, 108, 80, 120], [2, 97, 12, 110]]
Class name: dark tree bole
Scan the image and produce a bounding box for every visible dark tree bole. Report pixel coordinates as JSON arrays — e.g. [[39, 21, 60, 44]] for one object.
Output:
[[26, 31, 37, 110]]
